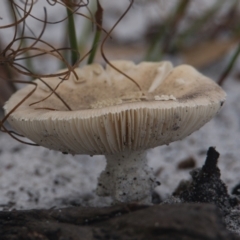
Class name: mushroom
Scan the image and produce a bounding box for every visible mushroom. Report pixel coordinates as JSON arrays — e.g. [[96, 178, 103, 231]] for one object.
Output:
[[4, 60, 226, 204]]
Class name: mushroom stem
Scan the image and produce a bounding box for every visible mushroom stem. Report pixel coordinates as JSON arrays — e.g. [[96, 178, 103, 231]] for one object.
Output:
[[96, 150, 157, 204]]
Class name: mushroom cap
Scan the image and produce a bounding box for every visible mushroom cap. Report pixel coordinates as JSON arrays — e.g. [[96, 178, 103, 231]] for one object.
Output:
[[4, 61, 226, 155]]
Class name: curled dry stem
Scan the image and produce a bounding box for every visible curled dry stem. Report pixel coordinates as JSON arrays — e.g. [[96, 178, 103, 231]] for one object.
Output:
[[29, 46, 94, 109], [0, 0, 34, 29], [0, 79, 39, 146], [20, 0, 95, 28], [0, 0, 82, 141], [100, 0, 142, 91], [1, 0, 142, 145]]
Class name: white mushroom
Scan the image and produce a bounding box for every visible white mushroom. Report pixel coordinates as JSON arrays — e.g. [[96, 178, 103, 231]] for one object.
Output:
[[4, 60, 226, 204]]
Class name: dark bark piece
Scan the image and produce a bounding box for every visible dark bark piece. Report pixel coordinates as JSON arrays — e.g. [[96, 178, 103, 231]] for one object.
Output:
[[0, 203, 239, 240], [201, 147, 220, 176], [0, 203, 147, 226], [180, 147, 238, 211], [177, 156, 196, 169], [232, 183, 240, 196], [0, 204, 146, 240], [93, 203, 239, 240]]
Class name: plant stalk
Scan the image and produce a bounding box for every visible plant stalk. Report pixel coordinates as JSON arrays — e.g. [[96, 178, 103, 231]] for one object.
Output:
[[66, 5, 79, 65], [87, 0, 103, 65], [218, 43, 240, 86]]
